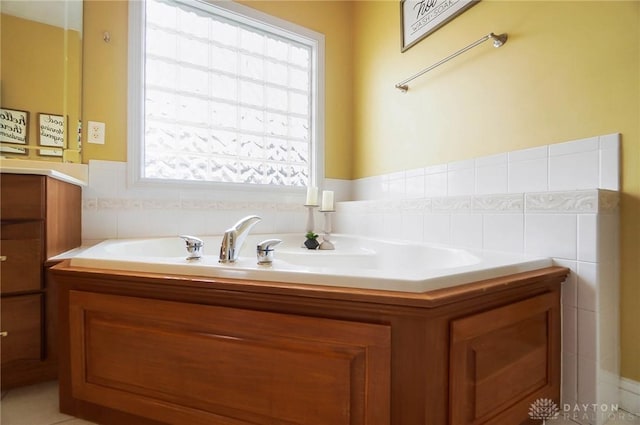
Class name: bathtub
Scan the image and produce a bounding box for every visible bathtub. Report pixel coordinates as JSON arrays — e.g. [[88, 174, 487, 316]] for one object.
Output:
[[69, 234, 552, 293]]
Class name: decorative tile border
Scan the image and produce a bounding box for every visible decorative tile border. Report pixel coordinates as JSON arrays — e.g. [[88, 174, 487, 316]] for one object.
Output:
[[525, 191, 599, 213], [432, 196, 472, 213], [337, 190, 617, 215], [472, 193, 524, 213], [525, 190, 619, 214]]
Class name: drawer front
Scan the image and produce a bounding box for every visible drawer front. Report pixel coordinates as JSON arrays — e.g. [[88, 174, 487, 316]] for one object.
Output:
[[0, 294, 44, 364], [0, 174, 45, 220], [1, 222, 43, 294]]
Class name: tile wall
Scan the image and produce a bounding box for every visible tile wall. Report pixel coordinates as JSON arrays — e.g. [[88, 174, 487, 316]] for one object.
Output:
[[81, 161, 349, 242], [335, 133, 622, 425]]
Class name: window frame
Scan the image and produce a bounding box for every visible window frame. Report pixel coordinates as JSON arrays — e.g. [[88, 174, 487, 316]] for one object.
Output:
[[127, 0, 325, 197]]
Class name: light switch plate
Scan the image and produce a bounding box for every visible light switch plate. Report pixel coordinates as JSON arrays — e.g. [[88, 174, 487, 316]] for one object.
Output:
[[87, 121, 106, 144]]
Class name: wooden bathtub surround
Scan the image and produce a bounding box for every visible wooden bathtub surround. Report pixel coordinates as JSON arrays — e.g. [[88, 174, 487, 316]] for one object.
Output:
[[50, 263, 568, 425]]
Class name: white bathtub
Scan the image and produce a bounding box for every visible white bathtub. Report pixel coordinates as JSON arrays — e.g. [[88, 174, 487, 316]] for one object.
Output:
[[69, 234, 552, 293]]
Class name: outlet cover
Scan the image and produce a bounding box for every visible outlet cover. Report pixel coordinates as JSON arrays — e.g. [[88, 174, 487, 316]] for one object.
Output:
[[87, 121, 105, 144]]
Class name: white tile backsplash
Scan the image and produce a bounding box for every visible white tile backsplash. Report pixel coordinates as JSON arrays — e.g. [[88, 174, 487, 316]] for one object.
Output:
[[563, 304, 578, 355], [578, 261, 599, 312], [405, 169, 425, 199], [447, 166, 475, 196], [556, 259, 578, 307], [525, 213, 578, 260], [549, 150, 600, 191], [424, 171, 447, 197], [578, 214, 598, 262], [450, 213, 483, 249], [508, 157, 548, 193], [483, 213, 524, 253], [563, 352, 578, 406], [423, 213, 451, 244], [476, 163, 508, 195], [598, 134, 620, 191]]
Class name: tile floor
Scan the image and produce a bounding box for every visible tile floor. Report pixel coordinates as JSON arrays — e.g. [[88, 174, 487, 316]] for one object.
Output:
[[1, 381, 96, 425], [1, 380, 638, 425]]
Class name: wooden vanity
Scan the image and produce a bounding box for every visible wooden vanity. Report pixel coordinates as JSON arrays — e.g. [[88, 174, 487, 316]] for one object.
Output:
[[50, 262, 568, 425], [0, 173, 81, 389]]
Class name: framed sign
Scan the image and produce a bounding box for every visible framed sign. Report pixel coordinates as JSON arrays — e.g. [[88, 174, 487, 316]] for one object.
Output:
[[401, 0, 478, 52], [0, 108, 29, 144], [39, 113, 66, 147], [0, 145, 27, 155], [39, 148, 63, 157]]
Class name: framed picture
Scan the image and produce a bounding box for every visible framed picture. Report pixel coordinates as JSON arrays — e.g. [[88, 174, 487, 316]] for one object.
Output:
[[39, 113, 66, 147], [39, 147, 64, 157], [0, 145, 27, 155], [0, 108, 29, 144], [401, 0, 478, 52]]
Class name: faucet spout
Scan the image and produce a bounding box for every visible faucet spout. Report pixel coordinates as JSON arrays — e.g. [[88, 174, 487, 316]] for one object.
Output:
[[219, 215, 262, 263]]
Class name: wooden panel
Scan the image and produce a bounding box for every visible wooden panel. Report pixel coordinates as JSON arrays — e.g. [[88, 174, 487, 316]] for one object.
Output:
[[69, 291, 391, 425], [44, 177, 81, 257], [449, 292, 561, 425], [0, 222, 43, 294], [0, 294, 43, 364], [0, 174, 45, 220]]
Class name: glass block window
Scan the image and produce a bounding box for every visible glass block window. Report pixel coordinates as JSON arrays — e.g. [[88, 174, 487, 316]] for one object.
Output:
[[139, 0, 318, 187]]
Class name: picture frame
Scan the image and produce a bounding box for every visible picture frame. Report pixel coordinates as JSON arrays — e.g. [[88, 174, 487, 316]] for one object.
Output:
[[401, 0, 479, 52], [38, 147, 64, 157], [39, 113, 66, 147], [0, 145, 27, 155], [0, 108, 29, 144]]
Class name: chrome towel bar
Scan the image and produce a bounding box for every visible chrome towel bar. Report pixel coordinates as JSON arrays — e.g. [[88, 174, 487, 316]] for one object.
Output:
[[395, 32, 508, 92]]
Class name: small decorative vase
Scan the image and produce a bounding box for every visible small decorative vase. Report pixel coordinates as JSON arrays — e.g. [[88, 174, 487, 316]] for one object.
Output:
[[304, 238, 320, 250]]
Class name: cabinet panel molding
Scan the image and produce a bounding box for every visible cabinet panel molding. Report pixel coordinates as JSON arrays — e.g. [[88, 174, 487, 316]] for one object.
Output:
[[449, 291, 561, 425], [69, 290, 391, 425], [0, 294, 43, 364], [1, 221, 43, 294]]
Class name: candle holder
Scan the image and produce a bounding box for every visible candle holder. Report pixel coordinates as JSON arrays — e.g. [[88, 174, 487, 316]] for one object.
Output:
[[319, 210, 335, 250], [303, 204, 319, 248]]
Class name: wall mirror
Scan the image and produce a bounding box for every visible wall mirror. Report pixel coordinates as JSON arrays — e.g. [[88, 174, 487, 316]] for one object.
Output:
[[1, 0, 83, 163]]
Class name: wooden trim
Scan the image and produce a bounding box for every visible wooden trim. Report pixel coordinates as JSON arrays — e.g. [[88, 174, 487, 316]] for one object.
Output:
[[50, 262, 569, 309]]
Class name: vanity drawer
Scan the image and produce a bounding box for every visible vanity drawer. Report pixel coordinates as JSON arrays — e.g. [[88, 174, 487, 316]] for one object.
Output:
[[1, 222, 43, 294], [0, 174, 46, 220], [0, 294, 44, 365]]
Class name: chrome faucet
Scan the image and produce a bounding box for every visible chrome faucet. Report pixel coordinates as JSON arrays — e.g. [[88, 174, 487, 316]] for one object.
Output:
[[219, 215, 262, 263]]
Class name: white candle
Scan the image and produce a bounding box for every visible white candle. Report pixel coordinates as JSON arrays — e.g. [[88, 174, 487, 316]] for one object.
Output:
[[305, 186, 318, 205], [321, 190, 334, 211]]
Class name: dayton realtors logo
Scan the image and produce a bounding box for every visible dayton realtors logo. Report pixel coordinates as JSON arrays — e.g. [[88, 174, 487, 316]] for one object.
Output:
[[529, 399, 635, 423], [528, 398, 560, 424]]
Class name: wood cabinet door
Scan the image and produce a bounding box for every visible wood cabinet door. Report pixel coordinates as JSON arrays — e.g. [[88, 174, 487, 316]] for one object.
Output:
[[0, 294, 43, 364], [0, 222, 43, 294], [449, 291, 561, 425], [68, 290, 391, 425]]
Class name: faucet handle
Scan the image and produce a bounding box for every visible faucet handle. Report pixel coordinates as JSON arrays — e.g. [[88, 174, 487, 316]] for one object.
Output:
[[257, 239, 282, 265], [179, 235, 204, 260]]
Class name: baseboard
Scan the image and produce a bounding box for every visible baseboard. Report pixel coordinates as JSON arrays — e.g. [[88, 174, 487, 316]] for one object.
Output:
[[620, 377, 640, 415]]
